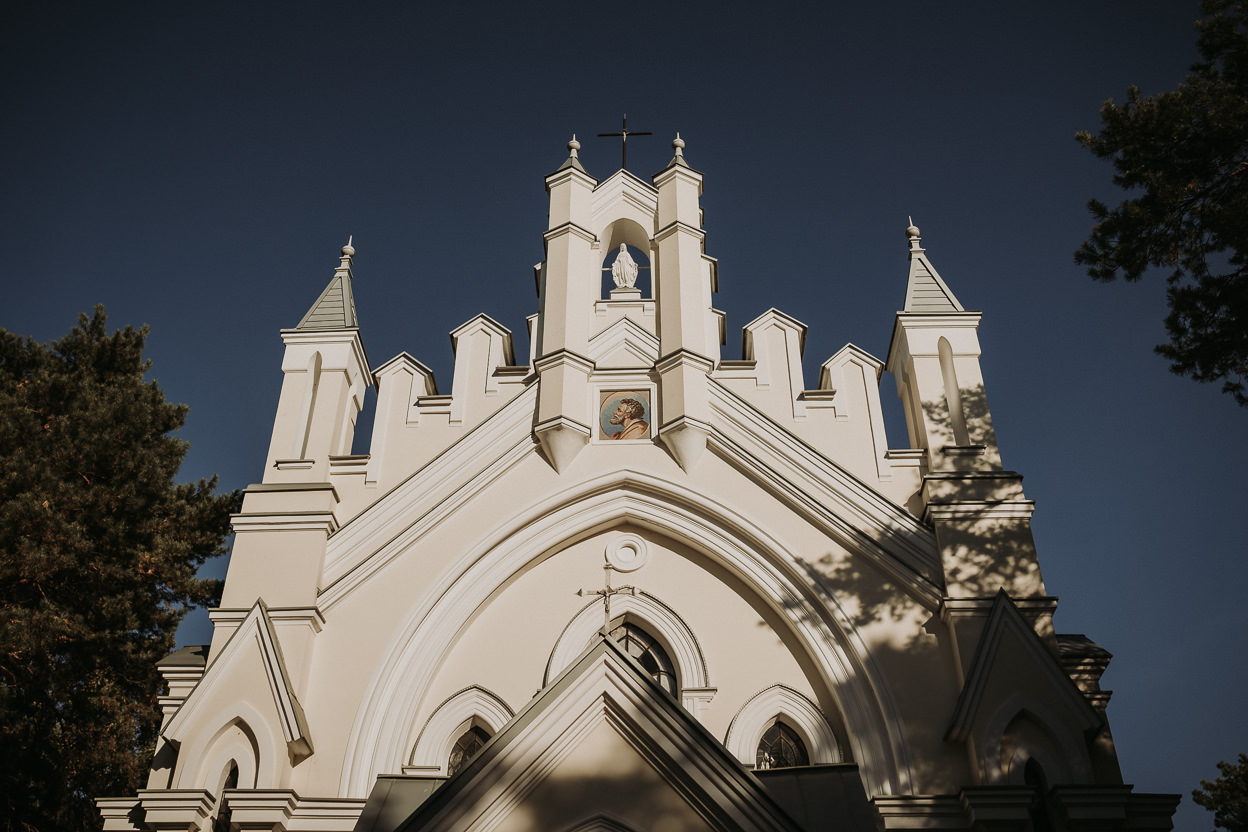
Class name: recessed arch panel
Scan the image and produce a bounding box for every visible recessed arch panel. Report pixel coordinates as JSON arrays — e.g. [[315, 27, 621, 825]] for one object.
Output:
[[981, 694, 1091, 786], [181, 703, 277, 792], [340, 472, 914, 798]]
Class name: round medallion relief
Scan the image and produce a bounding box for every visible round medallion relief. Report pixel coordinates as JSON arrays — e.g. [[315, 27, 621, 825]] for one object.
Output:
[[605, 533, 648, 572]]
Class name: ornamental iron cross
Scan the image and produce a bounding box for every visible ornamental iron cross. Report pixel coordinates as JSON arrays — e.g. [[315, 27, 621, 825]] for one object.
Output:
[[597, 114, 652, 172], [578, 564, 636, 634]]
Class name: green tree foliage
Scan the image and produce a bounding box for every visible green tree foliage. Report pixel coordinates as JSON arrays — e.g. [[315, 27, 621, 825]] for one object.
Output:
[[1194, 753, 1248, 832], [1076, 0, 1248, 405], [0, 308, 240, 831]]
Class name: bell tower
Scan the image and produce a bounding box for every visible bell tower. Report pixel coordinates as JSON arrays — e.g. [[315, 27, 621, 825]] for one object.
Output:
[[530, 134, 723, 472]]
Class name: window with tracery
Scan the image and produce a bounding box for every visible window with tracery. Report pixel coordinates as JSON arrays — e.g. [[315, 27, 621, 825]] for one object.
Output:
[[755, 720, 810, 769], [608, 621, 678, 695], [447, 725, 491, 776]]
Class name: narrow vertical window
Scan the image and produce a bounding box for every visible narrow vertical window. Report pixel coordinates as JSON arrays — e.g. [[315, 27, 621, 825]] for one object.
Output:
[[1025, 758, 1055, 832], [212, 762, 239, 832]]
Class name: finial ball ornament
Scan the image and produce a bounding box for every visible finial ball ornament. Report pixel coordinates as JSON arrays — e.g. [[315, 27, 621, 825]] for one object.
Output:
[[568, 136, 581, 152], [905, 223, 920, 239], [672, 134, 685, 150], [342, 243, 356, 256]]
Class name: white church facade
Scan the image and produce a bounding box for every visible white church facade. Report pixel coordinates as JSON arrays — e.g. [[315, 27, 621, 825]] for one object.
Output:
[[98, 138, 1180, 832]]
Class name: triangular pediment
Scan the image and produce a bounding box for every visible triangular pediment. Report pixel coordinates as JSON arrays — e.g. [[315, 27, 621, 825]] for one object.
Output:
[[947, 592, 1102, 744], [380, 638, 805, 832], [591, 169, 658, 214], [589, 317, 660, 368], [164, 601, 312, 762]]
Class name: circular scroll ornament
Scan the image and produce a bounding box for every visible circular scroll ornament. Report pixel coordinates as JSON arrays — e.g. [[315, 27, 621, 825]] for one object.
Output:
[[605, 533, 648, 573]]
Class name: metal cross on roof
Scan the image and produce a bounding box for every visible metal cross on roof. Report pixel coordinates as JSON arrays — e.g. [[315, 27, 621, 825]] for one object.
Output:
[[578, 564, 636, 635], [597, 115, 653, 172]]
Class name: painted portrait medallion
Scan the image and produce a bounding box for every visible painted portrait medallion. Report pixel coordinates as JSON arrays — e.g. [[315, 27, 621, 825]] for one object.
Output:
[[598, 390, 652, 441]]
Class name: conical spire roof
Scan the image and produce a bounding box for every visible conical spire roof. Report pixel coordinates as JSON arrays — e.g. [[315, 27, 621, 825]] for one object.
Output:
[[901, 221, 964, 312], [295, 239, 360, 330]]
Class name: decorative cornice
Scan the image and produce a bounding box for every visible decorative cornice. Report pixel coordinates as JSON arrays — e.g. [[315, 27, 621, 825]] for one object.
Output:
[[230, 512, 339, 535], [542, 221, 597, 244], [653, 220, 705, 244], [544, 165, 598, 191], [209, 606, 325, 633], [655, 349, 715, 374], [652, 161, 704, 190], [924, 501, 1036, 522], [533, 348, 596, 375], [278, 328, 373, 390], [533, 414, 592, 436]]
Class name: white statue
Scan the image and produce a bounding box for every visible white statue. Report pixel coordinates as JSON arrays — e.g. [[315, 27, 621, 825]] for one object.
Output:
[[610, 244, 638, 289]]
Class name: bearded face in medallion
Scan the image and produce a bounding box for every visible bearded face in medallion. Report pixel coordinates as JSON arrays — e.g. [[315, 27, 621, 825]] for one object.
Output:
[[608, 398, 649, 440]]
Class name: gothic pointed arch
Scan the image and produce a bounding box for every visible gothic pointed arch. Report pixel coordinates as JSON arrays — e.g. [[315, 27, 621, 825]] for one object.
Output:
[[545, 589, 708, 691], [408, 686, 514, 775], [724, 684, 841, 767], [983, 697, 1090, 787], [182, 704, 270, 791], [340, 472, 914, 799]]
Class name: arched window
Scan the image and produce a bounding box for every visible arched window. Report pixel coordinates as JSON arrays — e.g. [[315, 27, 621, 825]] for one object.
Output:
[[609, 621, 677, 696], [755, 720, 810, 769], [447, 725, 491, 776]]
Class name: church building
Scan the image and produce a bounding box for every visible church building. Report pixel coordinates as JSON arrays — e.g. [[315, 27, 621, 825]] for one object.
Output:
[[98, 137, 1180, 831]]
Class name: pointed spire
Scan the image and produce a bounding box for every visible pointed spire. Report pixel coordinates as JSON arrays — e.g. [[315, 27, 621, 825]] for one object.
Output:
[[556, 134, 587, 173], [902, 219, 964, 313], [295, 238, 360, 330]]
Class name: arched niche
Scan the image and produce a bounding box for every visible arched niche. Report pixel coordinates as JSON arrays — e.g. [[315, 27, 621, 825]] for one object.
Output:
[[937, 337, 970, 446], [340, 472, 914, 799], [597, 218, 652, 297]]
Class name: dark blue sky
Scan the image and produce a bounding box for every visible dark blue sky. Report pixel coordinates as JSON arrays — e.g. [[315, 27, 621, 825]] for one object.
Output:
[[4, 2, 1242, 828]]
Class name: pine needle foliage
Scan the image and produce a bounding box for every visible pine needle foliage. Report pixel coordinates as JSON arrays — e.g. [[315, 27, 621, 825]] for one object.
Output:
[[0, 307, 240, 831], [1194, 753, 1248, 832], [1076, 0, 1248, 405]]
